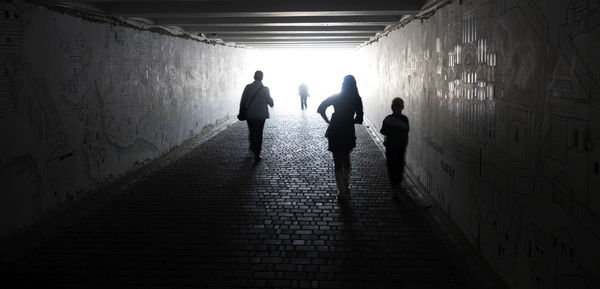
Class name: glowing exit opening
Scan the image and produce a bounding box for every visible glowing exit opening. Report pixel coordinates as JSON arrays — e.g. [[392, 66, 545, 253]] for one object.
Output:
[[249, 48, 358, 113]]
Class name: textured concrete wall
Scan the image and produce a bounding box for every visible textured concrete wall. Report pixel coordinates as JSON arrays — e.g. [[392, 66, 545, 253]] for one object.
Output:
[[0, 3, 252, 237], [357, 0, 600, 287]]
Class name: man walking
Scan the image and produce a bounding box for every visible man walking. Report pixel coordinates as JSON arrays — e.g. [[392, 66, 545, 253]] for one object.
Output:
[[238, 70, 274, 162], [298, 83, 310, 110]]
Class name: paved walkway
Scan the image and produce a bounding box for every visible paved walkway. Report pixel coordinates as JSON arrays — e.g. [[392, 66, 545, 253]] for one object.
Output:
[[2, 109, 475, 288]]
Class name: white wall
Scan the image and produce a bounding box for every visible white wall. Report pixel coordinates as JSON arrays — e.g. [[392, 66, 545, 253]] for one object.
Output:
[[0, 3, 253, 237], [357, 0, 600, 288]]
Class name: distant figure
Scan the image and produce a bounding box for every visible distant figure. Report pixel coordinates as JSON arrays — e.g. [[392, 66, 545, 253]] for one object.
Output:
[[298, 83, 310, 110], [317, 75, 364, 201], [380, 98, 409, 198], [238, 70, 274, 162]]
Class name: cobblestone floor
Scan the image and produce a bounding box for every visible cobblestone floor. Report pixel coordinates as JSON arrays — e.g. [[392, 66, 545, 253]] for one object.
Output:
[[2, 109, 475, 288]]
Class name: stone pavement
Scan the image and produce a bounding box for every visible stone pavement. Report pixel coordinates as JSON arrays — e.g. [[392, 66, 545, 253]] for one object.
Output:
[[2, 109, 480, 288]]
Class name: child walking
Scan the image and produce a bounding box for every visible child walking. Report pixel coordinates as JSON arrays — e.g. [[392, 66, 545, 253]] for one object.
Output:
[[380, 98, 409, 198]]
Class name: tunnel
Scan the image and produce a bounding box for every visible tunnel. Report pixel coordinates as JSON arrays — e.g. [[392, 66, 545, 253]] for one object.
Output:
[[1, 0, 600, 288]]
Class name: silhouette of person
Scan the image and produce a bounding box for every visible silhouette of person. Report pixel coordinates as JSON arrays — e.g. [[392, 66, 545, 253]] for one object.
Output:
[[380, 98, 409, 198], [298, 83, 310, 110], [317, 75, 363, 201], [238, 70, 274, 162]]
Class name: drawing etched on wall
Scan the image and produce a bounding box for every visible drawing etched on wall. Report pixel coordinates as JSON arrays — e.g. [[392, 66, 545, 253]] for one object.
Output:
[[359, 0, 600, 287], [0, 4, 250, 237], [0, 0, 29, 117]]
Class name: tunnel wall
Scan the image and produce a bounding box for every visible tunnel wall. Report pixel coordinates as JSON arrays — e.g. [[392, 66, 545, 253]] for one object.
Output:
[[357, 0, 600, 287], [0, 3, 252, 238]]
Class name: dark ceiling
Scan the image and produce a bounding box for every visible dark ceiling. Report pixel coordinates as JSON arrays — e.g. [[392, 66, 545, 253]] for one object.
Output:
[[47, 0, 429, 49]]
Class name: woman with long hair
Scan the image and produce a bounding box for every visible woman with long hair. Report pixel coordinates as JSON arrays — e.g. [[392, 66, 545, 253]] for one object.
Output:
[[317, 75, 364, 201]]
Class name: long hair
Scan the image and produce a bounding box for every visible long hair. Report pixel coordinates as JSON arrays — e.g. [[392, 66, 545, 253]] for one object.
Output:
[[341, 75, 359, 98]]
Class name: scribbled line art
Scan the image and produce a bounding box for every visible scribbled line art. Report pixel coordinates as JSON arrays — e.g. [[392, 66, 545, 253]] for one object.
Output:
[[482, 208, 522, 276], [8, 60, 72, 206], [541, 0, 600, 243], [559, 0, 600, 97], [436, 9, 500, 178], [547, 57, 574, 165], [0, 0, 27, 117], [1, 0, 78, 222], [413, 0, 600, 286], [557, 0, 600, 153], [82, 128, 105, 175], [101, 27, 149, 148], [59, 35, 91, 96], [526, 224, 595, 289], [46, 144, 75, 208], [5, 60, 66, 144], [0, 155, 42, 235]]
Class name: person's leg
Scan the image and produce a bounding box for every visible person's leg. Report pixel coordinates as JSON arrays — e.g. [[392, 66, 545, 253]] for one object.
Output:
[[342, 151, 351, 191], [386, 149, 400, 189], [387, 148, 404, 198], [247, 120, 256, 152], [333, 151, 351, 198], [332, 152, 347, 196], [254, 119, 266, 160]]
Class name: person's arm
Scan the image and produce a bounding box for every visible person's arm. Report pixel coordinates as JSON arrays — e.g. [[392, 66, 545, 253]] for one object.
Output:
[[380, 118, 390, 136], [265, 87, 274, 107], [239, 86, 249, 114], [354, 97, 364, 124], [320, 113, 329, 124], [317, 97, 333, 123]]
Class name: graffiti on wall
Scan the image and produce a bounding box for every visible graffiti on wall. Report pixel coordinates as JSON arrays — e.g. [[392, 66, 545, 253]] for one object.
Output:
[[0, 0, 29, 117], [360, 0, 600, 287], [0, 4, 250, 236]]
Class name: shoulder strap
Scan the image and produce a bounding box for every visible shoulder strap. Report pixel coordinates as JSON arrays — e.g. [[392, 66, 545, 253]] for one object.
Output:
[[245, 85, 264, 108]]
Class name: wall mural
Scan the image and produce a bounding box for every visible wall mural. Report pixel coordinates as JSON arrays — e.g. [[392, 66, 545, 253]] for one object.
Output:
[[0, 3, 251, 237], [358, 0, 600, 288]]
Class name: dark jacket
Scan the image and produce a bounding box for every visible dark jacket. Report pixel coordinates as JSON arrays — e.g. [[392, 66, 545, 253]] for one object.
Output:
[[380, 114, 409, 149], [239, 81, 274, 120], [317, 93, 363, 152]]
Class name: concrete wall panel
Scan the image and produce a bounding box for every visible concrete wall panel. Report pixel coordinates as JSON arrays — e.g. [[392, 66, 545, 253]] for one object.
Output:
[[357, 0, 600, 287], [0, 4, 251, 237]]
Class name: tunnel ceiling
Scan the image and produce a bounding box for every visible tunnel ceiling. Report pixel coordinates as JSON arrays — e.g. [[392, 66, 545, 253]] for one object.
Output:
[[48, 0, 428, 49]]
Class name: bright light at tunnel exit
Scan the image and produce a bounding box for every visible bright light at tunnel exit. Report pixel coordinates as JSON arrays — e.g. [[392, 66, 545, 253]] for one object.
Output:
[[249, 49, 357, 113]]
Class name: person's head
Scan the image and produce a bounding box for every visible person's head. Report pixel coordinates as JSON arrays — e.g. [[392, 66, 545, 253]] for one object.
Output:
[[341, 75, 358, 96], [392, 97, 404, 113], [254, 70, 263, 81]]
